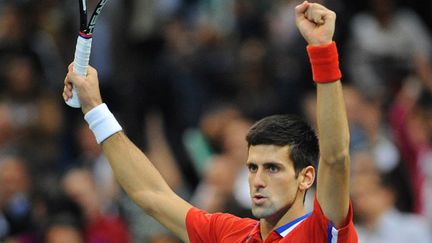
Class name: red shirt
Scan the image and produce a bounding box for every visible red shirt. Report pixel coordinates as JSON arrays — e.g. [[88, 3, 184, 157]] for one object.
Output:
[[186, 198, 358, 242]]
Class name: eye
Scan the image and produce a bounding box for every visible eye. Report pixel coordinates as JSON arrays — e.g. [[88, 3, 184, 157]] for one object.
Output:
[[267, 164, 280, 173], [247, 164, 258, 173]]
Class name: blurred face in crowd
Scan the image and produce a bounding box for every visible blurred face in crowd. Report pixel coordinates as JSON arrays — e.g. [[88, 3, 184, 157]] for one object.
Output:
[[369, 0, 395, 24], [351, 173, 391, 222], [247, 145, 313, 221], [351, 174, 375, 215], [6, 57, 37, 97], [45, 225, 84, 243], [0, 157, 30, 202], [350, 152, 394, 224], [221, 118, 251, 161], [62, 169, 100, 218]]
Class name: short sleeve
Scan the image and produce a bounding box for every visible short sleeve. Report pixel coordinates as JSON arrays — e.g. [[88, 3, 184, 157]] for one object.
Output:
[[311, 198, 358, 242], [186, 208, 215, 242], [185, 208, 257, 243]]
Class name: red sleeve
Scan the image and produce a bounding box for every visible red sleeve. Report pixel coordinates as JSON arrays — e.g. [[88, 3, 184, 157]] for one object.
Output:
[[310, 198, 358, 242], [185, 208, 256, 243]]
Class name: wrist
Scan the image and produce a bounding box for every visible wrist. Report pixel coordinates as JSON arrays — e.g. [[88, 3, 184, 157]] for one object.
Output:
[[306, 41, 341, 83], [82, 100, 103, 114], [307, 40, 333, 46], [84, 103, 122, 144]]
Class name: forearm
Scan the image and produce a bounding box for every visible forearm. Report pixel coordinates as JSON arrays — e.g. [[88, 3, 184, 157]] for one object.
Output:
[[316, 81, 350, 164], [102, 132, 175, 211]]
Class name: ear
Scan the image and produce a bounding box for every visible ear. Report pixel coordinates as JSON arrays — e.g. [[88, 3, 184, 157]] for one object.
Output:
[[297, 166, 315, 191]]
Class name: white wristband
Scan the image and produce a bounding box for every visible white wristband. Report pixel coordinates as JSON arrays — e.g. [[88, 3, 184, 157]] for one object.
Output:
[[84, 103, 122, 144]]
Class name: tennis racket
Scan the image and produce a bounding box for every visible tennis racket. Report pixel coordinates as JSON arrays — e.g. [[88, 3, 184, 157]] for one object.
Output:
[[66, 0, 109, 108]]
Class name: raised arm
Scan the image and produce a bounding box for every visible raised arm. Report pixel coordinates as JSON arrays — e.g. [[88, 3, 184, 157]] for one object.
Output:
[[295, 2, 350, 228], [62, 65, 192, 242]]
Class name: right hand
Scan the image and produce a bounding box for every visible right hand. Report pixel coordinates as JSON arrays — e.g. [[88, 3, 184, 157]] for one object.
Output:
[[295, 1, 336, 46], [63, 63, 103, 114]]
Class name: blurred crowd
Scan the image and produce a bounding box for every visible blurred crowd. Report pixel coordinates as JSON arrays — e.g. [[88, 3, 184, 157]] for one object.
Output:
[[0, 0, 431, 242]]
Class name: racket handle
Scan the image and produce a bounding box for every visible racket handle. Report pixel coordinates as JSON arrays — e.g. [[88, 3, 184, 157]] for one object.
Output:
[[66, 34, 93, 108]]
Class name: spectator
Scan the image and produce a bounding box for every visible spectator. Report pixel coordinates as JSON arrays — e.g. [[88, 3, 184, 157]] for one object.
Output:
[[346, 0, 432, 103], [390, 76, 432, 220], [351, 150, 432, 243], [72, 121, 120, 213], [0, 156, 33, 242], [0, 54, 63, 175], [43, 215, 85, 243], [191, 113, 253, 217], [302, 86, 400, 173], [62, 168, 130, 243], [343, 86, 400, 172]]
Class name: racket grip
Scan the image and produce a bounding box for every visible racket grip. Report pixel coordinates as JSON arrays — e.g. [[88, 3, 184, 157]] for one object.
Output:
[[66, 35, 93, 108]]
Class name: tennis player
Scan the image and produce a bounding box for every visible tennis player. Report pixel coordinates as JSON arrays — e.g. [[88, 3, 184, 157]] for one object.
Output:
[[63, 1, 358, 242]]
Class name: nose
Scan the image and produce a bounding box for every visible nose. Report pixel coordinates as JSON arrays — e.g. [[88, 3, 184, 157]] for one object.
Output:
[[252, 168, 266, 189]]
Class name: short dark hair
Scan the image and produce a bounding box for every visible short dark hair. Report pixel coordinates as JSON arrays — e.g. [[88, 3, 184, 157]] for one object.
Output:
[[246, 114, 319, 175]]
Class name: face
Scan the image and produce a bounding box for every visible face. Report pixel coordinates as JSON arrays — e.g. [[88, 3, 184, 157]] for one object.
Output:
[[247, 145, 302, 220], [350, 172, 392, 220], [0, 158, 29, 201], [63, 170, 100, 216], [45, 225, 84, 243]]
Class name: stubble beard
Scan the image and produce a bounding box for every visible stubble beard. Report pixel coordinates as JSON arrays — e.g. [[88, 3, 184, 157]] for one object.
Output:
[[251, 189, 300, 220], [252, 202, 278, 219]]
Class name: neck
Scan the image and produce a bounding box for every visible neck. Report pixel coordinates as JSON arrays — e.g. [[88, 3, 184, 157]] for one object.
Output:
[[259, 199, 307, 240]]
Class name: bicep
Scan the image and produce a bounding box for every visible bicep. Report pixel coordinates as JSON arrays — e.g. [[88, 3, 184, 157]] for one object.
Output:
[[316, 155, 350, 228]]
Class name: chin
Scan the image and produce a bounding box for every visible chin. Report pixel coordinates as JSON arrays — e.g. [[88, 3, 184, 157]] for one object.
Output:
[[252, 206, 277, 219], [253, 204, 293, 221]]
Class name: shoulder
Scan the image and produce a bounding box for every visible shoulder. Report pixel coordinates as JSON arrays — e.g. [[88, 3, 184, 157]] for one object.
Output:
[[186, 207, 256, 225], [186, 208, 257, 242], [297, 198, 358, 242]]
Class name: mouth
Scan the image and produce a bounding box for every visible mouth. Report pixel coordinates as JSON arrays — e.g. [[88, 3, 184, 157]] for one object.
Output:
[[252, 195, 267, 205]]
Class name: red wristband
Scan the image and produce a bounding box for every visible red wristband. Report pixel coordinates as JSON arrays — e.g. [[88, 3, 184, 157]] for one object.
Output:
[[306, 41, 342, 83]]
